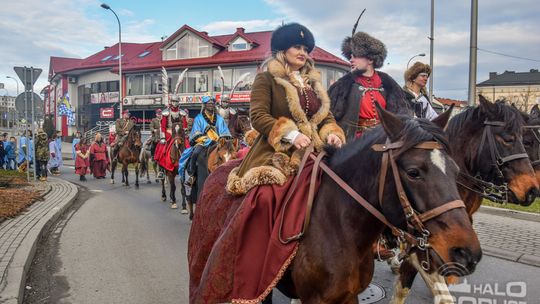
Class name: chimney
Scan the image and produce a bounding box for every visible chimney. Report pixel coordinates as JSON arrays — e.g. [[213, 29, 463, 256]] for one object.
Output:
[[489, 72, 497, 79], [236, 27, 245, 34], [104, 46, 109, 49], [201, 31, 208, 36]]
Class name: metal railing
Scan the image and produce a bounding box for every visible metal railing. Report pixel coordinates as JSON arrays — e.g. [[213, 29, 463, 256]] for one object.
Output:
[[84, 121, 114, 144]]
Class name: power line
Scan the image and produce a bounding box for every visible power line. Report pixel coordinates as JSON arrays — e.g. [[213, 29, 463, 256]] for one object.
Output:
[[477, 48, 540, 63]]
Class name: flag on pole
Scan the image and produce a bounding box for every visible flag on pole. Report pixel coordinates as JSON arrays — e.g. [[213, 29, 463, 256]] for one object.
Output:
[[58, 93, 75, 125]]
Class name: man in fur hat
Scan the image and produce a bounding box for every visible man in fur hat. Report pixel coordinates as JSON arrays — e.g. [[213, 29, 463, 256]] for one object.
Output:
[[403, 61, 438, 119], [329, 32, 409, 140]]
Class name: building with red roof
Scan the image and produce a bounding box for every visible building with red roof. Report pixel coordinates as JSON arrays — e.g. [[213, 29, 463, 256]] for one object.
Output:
[[47, 25, 349, 135]]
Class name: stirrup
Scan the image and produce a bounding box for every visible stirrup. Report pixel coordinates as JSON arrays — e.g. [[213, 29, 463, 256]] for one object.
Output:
[[186, 175, 195, 186], [157, 171, 164, 179]]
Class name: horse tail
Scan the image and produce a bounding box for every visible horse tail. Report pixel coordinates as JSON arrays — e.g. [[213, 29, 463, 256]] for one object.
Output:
[[139, 147, 148, 175]]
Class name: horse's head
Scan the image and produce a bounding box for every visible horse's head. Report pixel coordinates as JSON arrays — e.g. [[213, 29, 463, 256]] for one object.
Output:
[[172, 123, 186, 153], [216, 137, 239, 165], [130, 126, 142, 148], [448, 95, 539, 205], [523, 105, 540, 186], [372, 105, 481, 276]]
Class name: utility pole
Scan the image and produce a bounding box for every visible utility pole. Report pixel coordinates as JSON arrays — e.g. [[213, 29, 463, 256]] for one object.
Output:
[[429, 0, 435, 102], [467, 0, 478, 106]]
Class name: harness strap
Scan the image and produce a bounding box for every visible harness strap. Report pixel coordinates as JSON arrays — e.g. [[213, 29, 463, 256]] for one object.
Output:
[[417, 200, 465, 222]]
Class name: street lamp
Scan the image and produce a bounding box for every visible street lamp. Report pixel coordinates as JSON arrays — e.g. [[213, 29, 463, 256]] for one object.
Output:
[[407, 53, 426, 69], [6, 76, 19, 96], [101, 3, 123, 118]]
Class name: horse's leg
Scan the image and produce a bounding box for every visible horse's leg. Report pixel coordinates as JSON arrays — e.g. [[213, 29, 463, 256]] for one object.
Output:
[[110, 158, 117, 184], [153, 161, 159, 183], [123, 163, 129, 187], [146, 157, 151, 184], [161, 174, 167, 202], [390, 259, 417, 304], [180, 181, 188, 214], [135, 162, 140, 189], [169, 173, 178, 209]]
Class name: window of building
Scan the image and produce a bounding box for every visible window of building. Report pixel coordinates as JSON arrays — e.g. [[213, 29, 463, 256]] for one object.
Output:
[[100, 55, 113, 62], [112, 54, 124, 61], [127, 74, 144, 96], [164, 32, 213, 61], [213, 68, 233, 92], [178, 71, 209, 93], [138, 50, 151, 58], [108, 81, 119, 92], [91, 83, 99, 94], [230, 37, 250, 51], [233, 67, 257, 91]]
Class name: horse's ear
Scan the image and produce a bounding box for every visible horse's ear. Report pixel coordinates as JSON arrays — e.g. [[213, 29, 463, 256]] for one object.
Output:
[[431, 104, 454, 130], [375, 102, 404, 140], [218, 137, 226, 146], [233, 138, 240, 150], [531, 104, 540, 119]]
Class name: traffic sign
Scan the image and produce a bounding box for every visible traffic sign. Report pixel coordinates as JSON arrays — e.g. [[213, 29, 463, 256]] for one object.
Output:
[[13, 67, 42, 91], [15, 92, 43, 120]]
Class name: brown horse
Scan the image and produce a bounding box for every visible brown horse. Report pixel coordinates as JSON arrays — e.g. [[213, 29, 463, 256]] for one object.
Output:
[[110, 126, 143, 188], [207, 137, 239, 173], [188, 105, 482, 303], [182, 137, 239, 219], [228, 108, 251, 140], [160, 123, 186, 209], [392, 97, 540, 304], [521, 104, 540, 184]]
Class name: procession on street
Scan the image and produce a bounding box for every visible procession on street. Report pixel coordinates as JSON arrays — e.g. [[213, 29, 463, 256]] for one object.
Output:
[[1, 2, 540, 304]]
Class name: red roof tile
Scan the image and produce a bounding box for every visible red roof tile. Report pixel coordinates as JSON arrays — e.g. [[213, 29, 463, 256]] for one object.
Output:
[[49, 26, 349, 79], [436, 97, 467, 107]]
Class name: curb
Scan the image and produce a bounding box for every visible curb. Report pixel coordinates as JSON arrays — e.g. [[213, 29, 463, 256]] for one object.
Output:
[[0, 178, 79, 304], [478, 205, 540, 223], [482, 245, 540, 268]]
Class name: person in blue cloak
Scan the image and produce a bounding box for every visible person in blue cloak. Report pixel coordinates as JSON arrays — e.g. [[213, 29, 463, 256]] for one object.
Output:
[[18, 130, 34, 171], [179, 96, 231, 185]]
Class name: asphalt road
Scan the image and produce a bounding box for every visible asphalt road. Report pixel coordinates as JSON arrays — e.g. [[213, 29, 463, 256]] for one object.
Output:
[[24, 167, 540, 303]]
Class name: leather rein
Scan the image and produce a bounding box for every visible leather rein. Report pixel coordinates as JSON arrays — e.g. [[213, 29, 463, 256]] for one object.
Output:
[[278, 139, 465, 271], [457, 120, 529, 203]]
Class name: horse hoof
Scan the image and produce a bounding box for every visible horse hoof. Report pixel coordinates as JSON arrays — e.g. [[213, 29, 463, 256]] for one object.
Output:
[[161, 197, 166, 202], [135, 184, 139, 189], [147, 181, 151, 184], [110, 179, 115, 184], [180, 208, 188, 214], [155, 179, 159, 183], [170, 203, 178, 209]]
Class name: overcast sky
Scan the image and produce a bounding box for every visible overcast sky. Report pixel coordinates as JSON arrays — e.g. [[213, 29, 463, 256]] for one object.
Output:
[[1, 0, 538, 100]]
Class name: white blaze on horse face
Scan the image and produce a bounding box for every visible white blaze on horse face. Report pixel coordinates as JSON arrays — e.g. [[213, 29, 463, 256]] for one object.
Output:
[[175, 125, 180, 134], [430, 149, 447, 175], [223, 152, 231, 162]]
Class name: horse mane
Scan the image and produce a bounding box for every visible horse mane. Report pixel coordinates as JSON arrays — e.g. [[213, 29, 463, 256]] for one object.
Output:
[[446, 101, 524, 140], [328, 116, 449, 182]]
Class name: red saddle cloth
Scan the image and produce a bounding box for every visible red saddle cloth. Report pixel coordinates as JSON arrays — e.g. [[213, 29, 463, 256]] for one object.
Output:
[[188, 156, 322, 304], [154, 139, 177, 172]]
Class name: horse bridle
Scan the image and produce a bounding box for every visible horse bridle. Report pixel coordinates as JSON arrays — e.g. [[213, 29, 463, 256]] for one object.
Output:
[[457, 120, 529, 203], [278, 140, 465, 271]]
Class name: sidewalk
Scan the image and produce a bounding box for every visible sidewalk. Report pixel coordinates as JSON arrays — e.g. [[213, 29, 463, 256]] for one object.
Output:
[[475, 207, 540, 267], [0, 177, 78, 304]]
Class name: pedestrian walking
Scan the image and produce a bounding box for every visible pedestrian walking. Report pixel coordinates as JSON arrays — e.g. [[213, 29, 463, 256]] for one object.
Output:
[[89, 133, 109, 179], [48, 132, 62, 175], [35, 129, 50, 181], [75, 138, 90, 181]]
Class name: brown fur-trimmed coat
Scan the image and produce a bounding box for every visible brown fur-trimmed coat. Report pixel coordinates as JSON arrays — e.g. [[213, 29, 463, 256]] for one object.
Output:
[[226, 59, 345, 195]]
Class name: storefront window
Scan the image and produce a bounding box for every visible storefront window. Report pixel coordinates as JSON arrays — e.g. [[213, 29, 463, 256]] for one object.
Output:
[[233, 67, 256, 91], [213, 68, 233, 92]]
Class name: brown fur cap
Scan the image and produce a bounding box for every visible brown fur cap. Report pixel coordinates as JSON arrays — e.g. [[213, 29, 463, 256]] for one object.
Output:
[[404, 62, 432, 82], [341, 32, 387, 69]]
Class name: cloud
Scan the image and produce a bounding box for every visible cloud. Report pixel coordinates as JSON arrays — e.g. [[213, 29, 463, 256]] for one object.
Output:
[[263, 0, 540, 99], [0, 0, 157, 95], [201, 19, 283, 35]]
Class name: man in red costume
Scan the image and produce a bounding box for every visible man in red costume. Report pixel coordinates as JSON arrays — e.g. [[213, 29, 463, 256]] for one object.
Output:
[[154, 94, 188, 179]]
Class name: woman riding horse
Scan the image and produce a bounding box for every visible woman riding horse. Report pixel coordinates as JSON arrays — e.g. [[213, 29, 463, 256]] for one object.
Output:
[[189, 23, 347, 303]]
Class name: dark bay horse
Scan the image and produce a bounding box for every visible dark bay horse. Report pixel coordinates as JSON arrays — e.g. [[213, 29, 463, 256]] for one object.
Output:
[[189, 105, 482, 303], [160, 124, 186, 209], [228, 108, 251, 140], [110, 126, 142, 188], [392, 97, 539, 304], [520, 104, 540, 184], [139, 138, 159, 184], [182, 137, 239, 219]]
